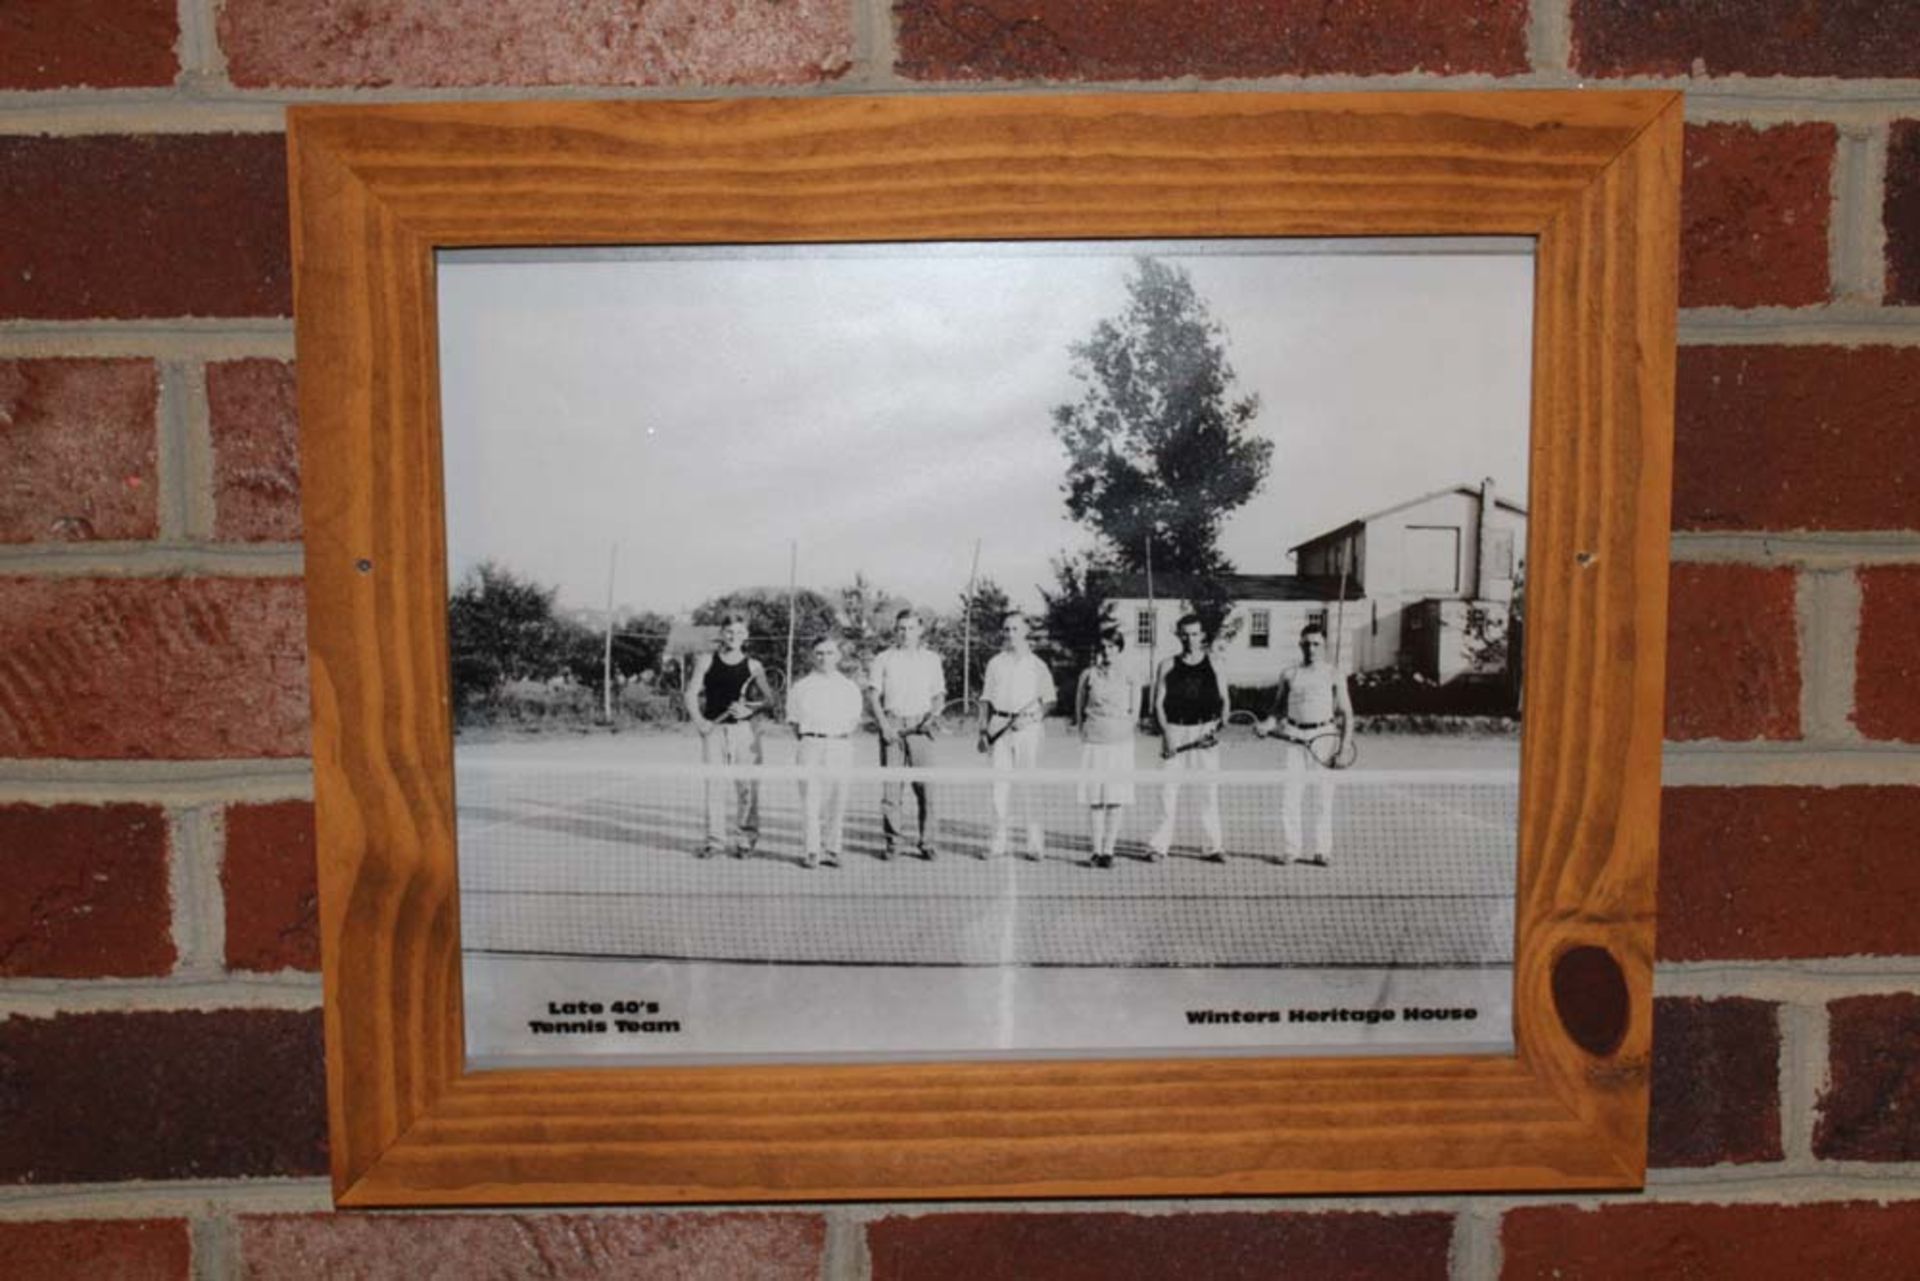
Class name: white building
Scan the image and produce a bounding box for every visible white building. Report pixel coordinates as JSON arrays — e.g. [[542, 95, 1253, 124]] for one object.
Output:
[[1101, 480, 1526, 688]]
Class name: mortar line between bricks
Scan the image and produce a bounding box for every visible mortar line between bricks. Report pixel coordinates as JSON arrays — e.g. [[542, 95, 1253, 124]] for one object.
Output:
[[1658, 964, 1920, 1002], [1796, 570, 1864, 741], [192, 1211, 234, 1281], [1861, 125, 1894, 305], [0, 321, 294, 357], [176, 359, 217, 540], [1661, 744, 1920, 786], [1674, 533, 1920, 568], [186, 804, 229, 980], [1527, 0, 1571, 75], [178, 0, 229, 90], [1831, 124, 1881, 303], [1785, 1000, 1829, 1165], [166, 805, 220, 979], [848, 0, 890, 93], [0, 977, 320, 1016], [1678, 305, 1920, 344], [154, 359, 193, 542], [821, 1206, 868, 1281], [0, 543, 304, 576], [1450, 1202, 1502, 1281], [0, 1179, 332, 1220], [0, 765, 311, 805], [3, 77, 1920, 121]]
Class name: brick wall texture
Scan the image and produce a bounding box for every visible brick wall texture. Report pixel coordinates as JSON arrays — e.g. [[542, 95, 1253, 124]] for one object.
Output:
[[1, 2, 1915, 1277]]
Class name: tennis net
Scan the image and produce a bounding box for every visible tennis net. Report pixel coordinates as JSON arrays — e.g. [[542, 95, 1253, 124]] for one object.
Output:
[[457, 757, 1516, 969]]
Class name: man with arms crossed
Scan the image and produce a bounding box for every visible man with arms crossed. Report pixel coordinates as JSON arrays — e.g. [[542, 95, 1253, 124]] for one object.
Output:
[[977, 613, 1056, 861], [867, 608, 946, 861], [787, 635, 864, 869], [1148, 612, 1229, 863], [683, 613, 769, 859], [1258, 623, 1355, 866]]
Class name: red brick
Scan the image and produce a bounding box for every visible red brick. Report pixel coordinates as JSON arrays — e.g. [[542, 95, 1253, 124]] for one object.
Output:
[[1857, 566, 1920, 742], [1681, 123, 1831, 308], [0, 577, 309, 759], [896, 0, 1527, 81], [0, 1219, 191, 1281], [0, 359, 159, 543], [1818, 994, 1920, 1160], [869, 1212, 1451, 1281], [0, 1009, 326, 1182], [1673, 346, 1920, 531], [1503, 1202, 1920, 1280], [223, 801, 318, 973], [1664, 563, 1799, 741], [1674, 343, 1920, 533], [0, 0, 178, 90], [1889, 121, 1920, 305], [1648, 997, 1781, 1166], [1661, 787, 1920, 960], [1572, 0, 1920, 79], [219, 0, 852, 89], [239, 1212, 825, 1279], [208, 360, 300, 543], [0, 135, 289, 321], [0, 803, 174, 978]]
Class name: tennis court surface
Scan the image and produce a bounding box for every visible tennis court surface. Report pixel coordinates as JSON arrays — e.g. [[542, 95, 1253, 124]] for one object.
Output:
[[457, 736, 1516, 971]]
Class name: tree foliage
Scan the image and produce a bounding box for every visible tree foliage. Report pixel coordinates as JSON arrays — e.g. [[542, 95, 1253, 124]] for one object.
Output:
[[929, 576, 1011, 705], [1050, 257, 1273, 629], [447, 561, 570, 707], [1038, 550, 1118, 672], [692, 586, 839, 672]]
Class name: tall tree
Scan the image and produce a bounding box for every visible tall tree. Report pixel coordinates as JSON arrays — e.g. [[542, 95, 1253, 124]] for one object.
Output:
[[1050, 257, 1273, 626]]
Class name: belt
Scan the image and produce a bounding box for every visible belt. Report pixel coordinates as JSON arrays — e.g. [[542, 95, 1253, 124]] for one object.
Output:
[[1169, 719, 1220, 728], [1286, 718, 1333, 730], [800, 731, 850, 739]]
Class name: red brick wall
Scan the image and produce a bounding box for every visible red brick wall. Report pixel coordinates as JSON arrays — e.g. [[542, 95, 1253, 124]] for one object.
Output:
[[1, 2, 1914, 1275]]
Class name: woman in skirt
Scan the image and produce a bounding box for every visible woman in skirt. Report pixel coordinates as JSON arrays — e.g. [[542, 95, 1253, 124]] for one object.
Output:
[[1075, 625, 1139, 868]]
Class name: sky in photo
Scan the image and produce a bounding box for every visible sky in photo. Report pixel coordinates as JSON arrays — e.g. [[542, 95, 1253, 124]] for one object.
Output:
[[438, 240, 1534, 617]]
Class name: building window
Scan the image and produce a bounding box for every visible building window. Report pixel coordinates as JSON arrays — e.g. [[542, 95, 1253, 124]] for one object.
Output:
[[1307, 608, 1328, 633], [1250, 609, 1270, 648], [1136, 607, 1156, 646]]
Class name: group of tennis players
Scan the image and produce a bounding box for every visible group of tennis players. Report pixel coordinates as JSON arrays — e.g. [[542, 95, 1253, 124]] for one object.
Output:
[[685, 606, 1353, 871]]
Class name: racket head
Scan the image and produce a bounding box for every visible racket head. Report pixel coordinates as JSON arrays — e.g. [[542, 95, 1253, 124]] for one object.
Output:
[[1308, 730, 1358, 769], [1222, 709, 1263, 743], [940, 695, 980, 731]]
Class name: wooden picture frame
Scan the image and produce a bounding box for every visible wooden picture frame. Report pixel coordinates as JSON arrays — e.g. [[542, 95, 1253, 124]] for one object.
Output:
[[290, 90, 1679, 1205]]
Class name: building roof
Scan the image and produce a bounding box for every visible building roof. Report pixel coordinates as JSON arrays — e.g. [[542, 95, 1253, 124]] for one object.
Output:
[[1290, 483, 1529, 553], [1097, 571, 1361, 603]]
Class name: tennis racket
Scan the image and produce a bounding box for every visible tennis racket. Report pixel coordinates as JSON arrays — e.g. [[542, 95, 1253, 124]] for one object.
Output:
[[712, 667, 776, 725], [979, 698, 1040, 750], [1307, 729, 1358, 769], [1164, 718, 1222, 758]]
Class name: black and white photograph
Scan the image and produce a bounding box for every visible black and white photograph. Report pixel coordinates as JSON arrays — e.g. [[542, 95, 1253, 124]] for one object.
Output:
[[437, 238, 1534, 1067]]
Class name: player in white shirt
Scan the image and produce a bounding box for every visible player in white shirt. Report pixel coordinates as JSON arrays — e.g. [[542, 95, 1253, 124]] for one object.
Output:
[[786, 635, 864, 869], [977, 613, 1056, 860], [1256, 623, 1355, 866], [866, 609, 947, 861]]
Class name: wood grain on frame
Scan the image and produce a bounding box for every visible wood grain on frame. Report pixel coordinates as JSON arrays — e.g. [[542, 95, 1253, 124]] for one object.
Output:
[[289, 91, 1680, 1205]]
